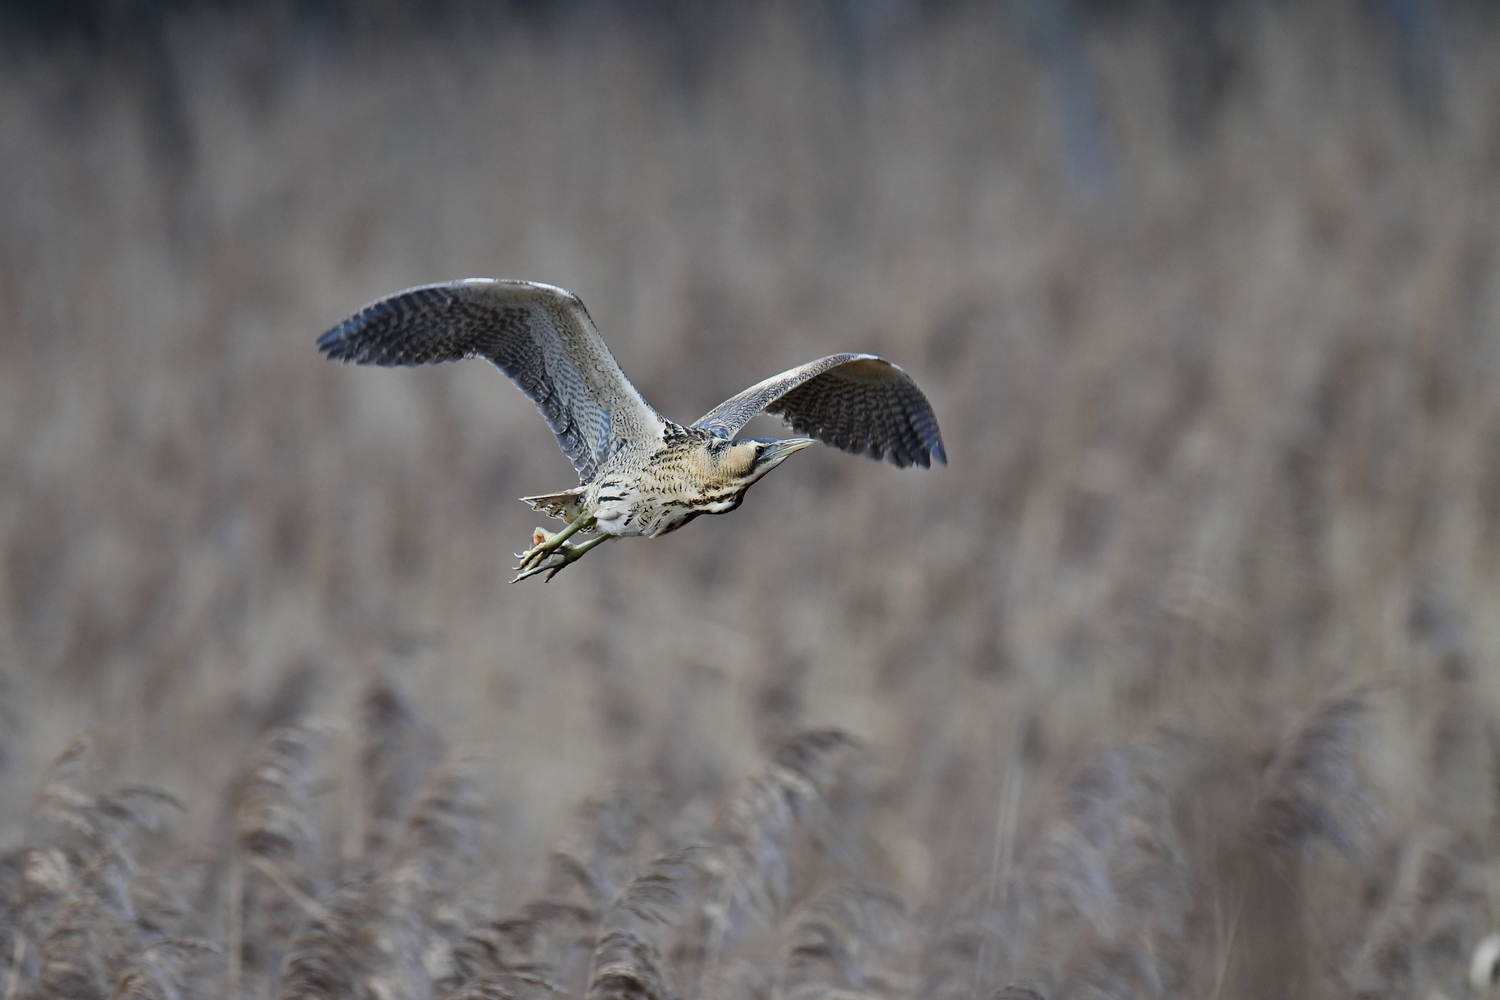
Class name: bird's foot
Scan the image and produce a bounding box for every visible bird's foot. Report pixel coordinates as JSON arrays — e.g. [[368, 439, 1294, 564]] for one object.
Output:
[[513, 514, 595, 574], [510, 531, 612, 583]]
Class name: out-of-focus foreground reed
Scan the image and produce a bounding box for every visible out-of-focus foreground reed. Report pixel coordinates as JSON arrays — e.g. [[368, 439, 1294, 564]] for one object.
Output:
[[2, 1, 1500, 996]]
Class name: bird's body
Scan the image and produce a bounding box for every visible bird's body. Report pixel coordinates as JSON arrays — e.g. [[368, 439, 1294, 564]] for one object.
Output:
[[317, 279, 945, 580], [576, 419, 810, 536]]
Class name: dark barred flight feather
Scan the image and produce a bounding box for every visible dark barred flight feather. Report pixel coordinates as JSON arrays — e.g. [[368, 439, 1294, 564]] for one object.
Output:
[[317, 279, 664, 483], [692, 354, 946, 468], [320, 282, 946, 477]]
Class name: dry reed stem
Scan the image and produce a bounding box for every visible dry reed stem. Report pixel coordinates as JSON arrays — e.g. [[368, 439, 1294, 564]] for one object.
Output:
[[29, 738, 93, 826], [23, 848, 136, 1000], [777, 885, 922, 1000], [445, 972, 561, 1000], [3, 936, 24, 1000], [275, 751, 493, 999], [445, 788, 662, 997], [360, 678, 445, 860], [582, 731, 869, 1000], [272, 867, 378, 1000], [231, 727, 329, 997], [587, 848, 710, 1000], [1348, 827, 1491, 997], [107, 940, 220, 1000], [241, 855, 332, 925], [1257, 696, 1377, 858], [226, 854, 241, 1000]]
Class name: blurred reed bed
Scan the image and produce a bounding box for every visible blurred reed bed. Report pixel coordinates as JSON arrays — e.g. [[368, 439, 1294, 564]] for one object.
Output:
[[2, 0, 1500, 996]]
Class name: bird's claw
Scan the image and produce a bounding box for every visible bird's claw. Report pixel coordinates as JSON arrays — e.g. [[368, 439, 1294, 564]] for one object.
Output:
[[510, 553, 568, 583], [513, 515, 596, 573], [510, 536, 583, 583], [510, 515, 606, 582]]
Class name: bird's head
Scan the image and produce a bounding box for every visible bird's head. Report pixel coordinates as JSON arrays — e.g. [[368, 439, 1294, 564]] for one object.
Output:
[[708, 436, 816, 489]]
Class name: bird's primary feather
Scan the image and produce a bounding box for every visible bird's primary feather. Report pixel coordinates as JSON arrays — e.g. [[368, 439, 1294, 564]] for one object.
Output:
[[691, 354, 947, 468], [316, 279, 665, 483]]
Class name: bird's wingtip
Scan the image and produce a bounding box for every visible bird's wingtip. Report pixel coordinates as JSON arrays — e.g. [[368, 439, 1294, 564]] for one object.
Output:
[[316, 321, 364, 362], [315, 324, 345, 355]]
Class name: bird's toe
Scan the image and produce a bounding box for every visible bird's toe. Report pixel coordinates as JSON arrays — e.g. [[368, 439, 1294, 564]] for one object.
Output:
[[510, 549, 567, 583]]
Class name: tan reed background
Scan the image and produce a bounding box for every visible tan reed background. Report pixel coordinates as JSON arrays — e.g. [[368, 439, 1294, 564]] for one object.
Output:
[[2, 1, 1500, 996]]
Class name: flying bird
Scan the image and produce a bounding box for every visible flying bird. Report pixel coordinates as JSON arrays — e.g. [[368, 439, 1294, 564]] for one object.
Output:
[[318, 279, 946, 581]]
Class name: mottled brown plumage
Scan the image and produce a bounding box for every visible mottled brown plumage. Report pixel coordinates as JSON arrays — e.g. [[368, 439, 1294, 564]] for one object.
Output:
[[318, 279, 946, 579]]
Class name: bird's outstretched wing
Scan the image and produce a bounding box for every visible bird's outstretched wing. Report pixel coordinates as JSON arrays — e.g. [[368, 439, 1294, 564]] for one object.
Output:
[[317, 279, 664, 483], [692, 354, 946, 468]]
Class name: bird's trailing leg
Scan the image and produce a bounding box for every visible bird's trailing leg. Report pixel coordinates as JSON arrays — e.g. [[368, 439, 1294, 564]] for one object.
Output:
[[512, 512, 597, 579], [510, 531, 613, 583]]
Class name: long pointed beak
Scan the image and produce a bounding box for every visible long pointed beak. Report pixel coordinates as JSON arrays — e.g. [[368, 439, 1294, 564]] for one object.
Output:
[[765, 438, 816, 463]]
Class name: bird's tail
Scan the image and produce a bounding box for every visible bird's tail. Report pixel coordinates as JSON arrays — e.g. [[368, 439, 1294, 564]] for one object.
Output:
[[520, 488, 586, 522]]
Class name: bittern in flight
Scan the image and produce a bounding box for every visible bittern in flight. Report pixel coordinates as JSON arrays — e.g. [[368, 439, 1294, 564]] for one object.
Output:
[[318, 280, 946, 581]]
